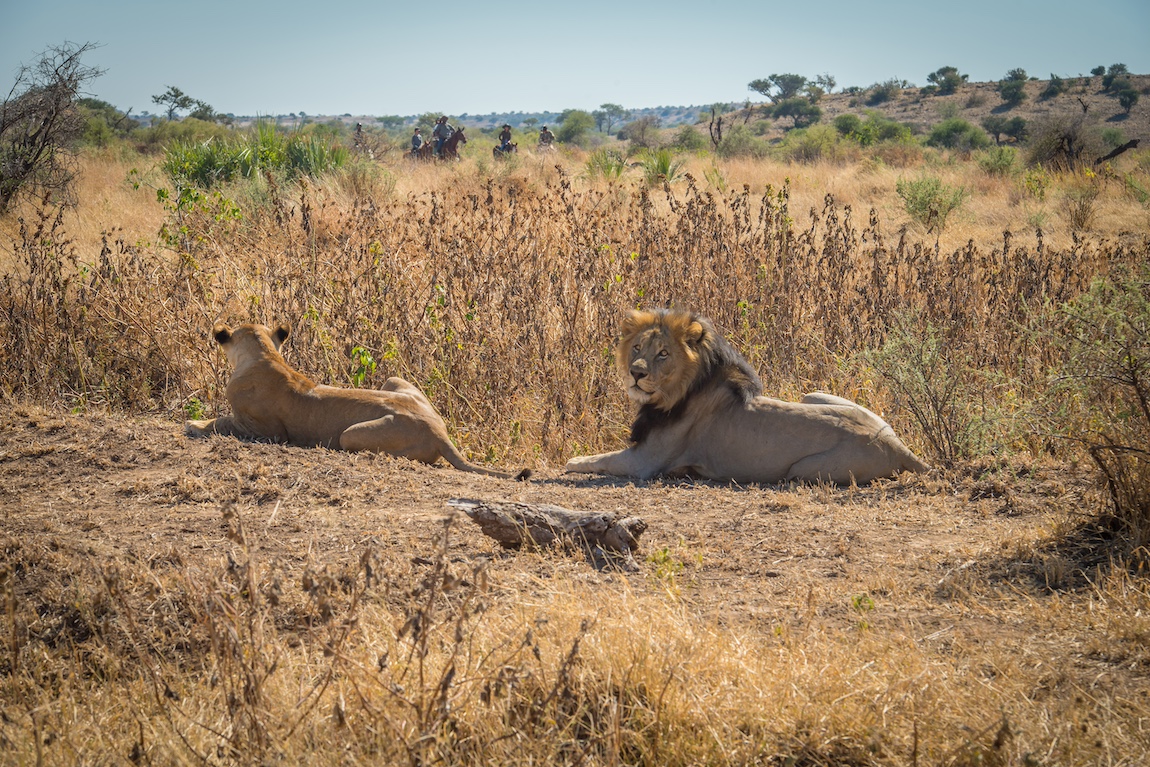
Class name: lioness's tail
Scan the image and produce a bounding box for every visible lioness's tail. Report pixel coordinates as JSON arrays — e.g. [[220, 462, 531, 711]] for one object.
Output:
[[442, 443, 532, 481]]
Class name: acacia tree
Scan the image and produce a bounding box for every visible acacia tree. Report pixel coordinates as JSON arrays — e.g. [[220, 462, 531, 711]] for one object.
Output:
[[926, 66, 968, 95], [0, 41, 103, 214], [748, 74, 808, 103], [597, 103, 629, 134], [152, 85, 194, 120]]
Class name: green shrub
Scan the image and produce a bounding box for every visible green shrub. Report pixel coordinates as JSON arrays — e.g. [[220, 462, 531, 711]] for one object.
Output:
[[585, 148, 628, 180], [715, 125, 764, 158], [1041, 263, 1150, 554], [1025, 116, 1105, 171], [1040, 75, 1066, 100], [896, 174, 967, 232], [855, 311, 999, 463], [981, 116, 1028, 145], [771, 98, 822, 128], [778, 125, 853, 163], [997, 78, 1028, 107], [671, 125, 708, 151], [977, 146, 1017, 176], [637, 148, 685, 186], [866, 79, 902, 105], [833, 114, 863, 137], [926, 118, 992, 151]]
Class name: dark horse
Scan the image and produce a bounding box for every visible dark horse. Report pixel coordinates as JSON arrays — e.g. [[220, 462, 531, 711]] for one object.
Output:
[[439, 127, 467, 160], [493, 142, 518, 159]]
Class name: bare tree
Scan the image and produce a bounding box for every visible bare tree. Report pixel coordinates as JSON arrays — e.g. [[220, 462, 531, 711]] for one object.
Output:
[[0, 42, 104, 214]]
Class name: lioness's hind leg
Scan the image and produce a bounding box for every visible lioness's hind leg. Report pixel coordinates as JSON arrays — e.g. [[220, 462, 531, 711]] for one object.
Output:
[[340, 414, 442, 465], [186, 417, 243, 438]]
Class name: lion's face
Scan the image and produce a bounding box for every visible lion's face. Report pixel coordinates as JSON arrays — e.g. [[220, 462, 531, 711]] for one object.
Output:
[[616, 310, 705, 411], [213, 323, 290, 371]]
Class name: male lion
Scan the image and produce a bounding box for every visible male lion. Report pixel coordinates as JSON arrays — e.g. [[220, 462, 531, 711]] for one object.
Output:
[[564, 309, 928, 485], [186, 323, 527, 479]]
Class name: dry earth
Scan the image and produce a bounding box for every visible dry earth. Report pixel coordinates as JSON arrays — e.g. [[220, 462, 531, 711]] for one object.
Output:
[[0, 403, 1125, 634]]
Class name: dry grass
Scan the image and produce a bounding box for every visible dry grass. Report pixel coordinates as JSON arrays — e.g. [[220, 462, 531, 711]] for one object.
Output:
[[2, 144, 1149, 765]]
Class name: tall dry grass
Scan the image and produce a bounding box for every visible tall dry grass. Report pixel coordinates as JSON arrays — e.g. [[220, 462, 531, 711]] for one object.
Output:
[[1, 149, 1145, 468], [4, 510, 1148, 766], [3, 147, 1150, 765]]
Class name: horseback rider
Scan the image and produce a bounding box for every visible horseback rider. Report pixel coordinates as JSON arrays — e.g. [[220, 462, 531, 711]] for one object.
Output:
[[497, 124, 513, 154], [538, 125, 555, 148], [432, 116, 454, 156], [411, 127, 423, 156]]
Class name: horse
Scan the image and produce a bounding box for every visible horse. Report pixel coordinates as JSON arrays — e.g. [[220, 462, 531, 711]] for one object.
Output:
[[439, 127, 467, 160], [414, 141, 434, 161], [493, 142, 518, 159]]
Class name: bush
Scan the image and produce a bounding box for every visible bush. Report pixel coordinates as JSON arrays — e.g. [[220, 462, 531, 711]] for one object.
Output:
[[866, 79, 902, 105], [1025, 116, 1106, 171], [977, 146, 1017, 176], [715, 125, 764, 158], [771, 98, 822, 128], [855, 311, 993, 463], [833, 114, 863, 137], [1040, 75, 1066, 100], [997, 79, 1028, 107], [981, 116, 1028, 145], [1117, 88, 1139, 115], [925, 118, 992, 151], [636, 148, 685, 186], [778, 125, 855, 164], [1042, 264, 1150, 555], [896, 174, 967, 232], [671, 125, 708, 152], [584, 148, 628, 180], [556, 110, 595, 145]]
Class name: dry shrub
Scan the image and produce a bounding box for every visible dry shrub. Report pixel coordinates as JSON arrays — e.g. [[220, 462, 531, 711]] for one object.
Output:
[[1, 164, 1144, 468], [5, 508, 1148, 765]]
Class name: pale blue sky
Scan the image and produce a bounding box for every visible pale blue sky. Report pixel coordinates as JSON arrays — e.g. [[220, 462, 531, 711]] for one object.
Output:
[[3, 0, 1148, 117]]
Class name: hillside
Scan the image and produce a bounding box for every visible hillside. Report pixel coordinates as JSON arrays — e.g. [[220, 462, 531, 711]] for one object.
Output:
[[223, 74, 1149, 145], [743, 73, 1150, 145]]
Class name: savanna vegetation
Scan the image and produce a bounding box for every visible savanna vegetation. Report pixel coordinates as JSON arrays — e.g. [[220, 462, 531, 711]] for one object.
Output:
[[2, 44, 1150, 765]]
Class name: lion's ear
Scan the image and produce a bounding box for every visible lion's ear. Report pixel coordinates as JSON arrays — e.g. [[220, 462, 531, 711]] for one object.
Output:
[[273, 325, 290, 349], [621, 309, 655, 335], [212, 324, 233, 346], [684, 320, 705, 346]]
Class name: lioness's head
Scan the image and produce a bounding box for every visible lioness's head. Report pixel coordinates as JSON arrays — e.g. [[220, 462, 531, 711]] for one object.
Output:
[[212, 323, 290, 369], [615, 308, 761, 413]]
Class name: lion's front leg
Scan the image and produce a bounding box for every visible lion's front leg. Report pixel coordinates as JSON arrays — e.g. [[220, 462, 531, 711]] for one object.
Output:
[[564, 447, 661, 479]]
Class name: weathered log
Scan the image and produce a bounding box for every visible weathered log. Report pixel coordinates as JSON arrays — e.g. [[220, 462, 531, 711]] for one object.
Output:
[[447, 498, 648, 571]]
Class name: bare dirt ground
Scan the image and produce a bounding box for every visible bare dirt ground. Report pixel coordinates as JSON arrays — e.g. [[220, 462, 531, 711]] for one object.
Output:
[[0, 402, 1118, 629], [6, 401, 1150, 761]]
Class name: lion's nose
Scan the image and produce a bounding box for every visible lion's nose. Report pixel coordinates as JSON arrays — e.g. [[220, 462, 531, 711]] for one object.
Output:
[[630, 364, 647, 381]]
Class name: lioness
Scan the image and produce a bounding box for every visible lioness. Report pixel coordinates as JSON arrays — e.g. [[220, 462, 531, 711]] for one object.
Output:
[[564, 309, 928, 485], [186, 323, 527, 479]]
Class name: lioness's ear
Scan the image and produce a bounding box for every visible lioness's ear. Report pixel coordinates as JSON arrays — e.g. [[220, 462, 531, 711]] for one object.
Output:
[[273, 325, 290, 349], [212, 324, 233, 346]]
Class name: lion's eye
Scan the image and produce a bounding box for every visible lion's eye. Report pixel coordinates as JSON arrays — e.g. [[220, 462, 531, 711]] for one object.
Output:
[[632, 345, 641, 353], [656, 350, 669, 359]]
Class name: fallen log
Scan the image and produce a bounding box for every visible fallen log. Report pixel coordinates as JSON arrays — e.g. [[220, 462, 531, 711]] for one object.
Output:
[[447, 498, 648, 571]]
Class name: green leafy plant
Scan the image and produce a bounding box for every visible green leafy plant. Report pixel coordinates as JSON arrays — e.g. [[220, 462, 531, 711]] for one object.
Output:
[[637, 148, 685, 186], [977, 146, 1017, 177], [896, 175, 967, 232], [584, 148, 628, 180], [349, 345, 377, 387], [1041, 263, 1150, 553]]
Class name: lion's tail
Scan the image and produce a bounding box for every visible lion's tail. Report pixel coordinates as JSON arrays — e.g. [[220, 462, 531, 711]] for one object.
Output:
[[442, 443, 532, 481]]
